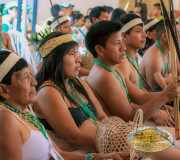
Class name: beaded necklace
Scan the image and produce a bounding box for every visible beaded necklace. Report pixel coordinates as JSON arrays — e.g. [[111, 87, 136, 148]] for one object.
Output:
[[156, 41, 170, 78], [125, 52, 142, 89], [0, 101, 48, 139], [94, 61, 132, 104], [58, 82, 98, 125]]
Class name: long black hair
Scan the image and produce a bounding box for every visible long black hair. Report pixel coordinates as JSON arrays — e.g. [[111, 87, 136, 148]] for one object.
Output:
[[135, 2, 148, 22], [36, 32, 93, 107]]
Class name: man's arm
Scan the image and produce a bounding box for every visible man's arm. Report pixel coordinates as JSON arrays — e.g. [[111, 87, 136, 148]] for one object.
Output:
[[145, 54, 163, 90], [91, 71, 178, 122]]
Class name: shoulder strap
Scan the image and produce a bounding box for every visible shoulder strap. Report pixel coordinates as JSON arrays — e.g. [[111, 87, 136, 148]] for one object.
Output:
[[37, 84, 65, 101]]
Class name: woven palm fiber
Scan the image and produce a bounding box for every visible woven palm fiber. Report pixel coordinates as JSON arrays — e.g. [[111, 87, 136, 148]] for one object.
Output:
[[81, 51, 95, 70], [95, 109, 149, 159]]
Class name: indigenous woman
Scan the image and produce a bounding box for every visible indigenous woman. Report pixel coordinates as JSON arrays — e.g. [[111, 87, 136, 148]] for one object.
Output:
[[0, 50, 135, 160], [33, 32, 113, 153]]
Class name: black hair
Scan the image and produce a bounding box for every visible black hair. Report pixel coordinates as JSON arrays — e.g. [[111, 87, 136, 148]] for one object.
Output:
[[0, 50, 28, 100], [135, 2, 147, 22], [120, 13, 143, 34], [84, 16, 90, 22], [128, 11, 134, 14], [89, 6, 107, 23], [104, 6, 113, 14], [111, 8, 126, 21], [36, 32, 94, 109], [72, 12, 84, 22], [85, 21, 123, 58], [153, 3, 161, 10], [51, 4, 60, 17], [156, 20, 168, 41]]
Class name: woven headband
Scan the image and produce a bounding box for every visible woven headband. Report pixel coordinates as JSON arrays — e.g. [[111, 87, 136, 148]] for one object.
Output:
[[0, 52, 20, 82], [50, 16, 70, 30], [39, 34, 74, 58], [120, 18, 143, 33], [144, 18, 159, 31]]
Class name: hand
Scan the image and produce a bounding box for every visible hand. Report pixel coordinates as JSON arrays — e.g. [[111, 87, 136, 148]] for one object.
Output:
[[163, 105, 174, 115], [152, 110, 175, 127], [95, 152, 139, 160], [161, 77, 180, 102]]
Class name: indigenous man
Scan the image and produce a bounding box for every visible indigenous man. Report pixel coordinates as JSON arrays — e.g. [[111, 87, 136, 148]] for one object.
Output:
[[0, 13, 15, 52], [140, 20, 180, 91], [86, 21, 179, 127], [115, 14, 146, 89], [89, 6, 109, 24], [152, 3, 163, 21], [115, 14, 174, 126]]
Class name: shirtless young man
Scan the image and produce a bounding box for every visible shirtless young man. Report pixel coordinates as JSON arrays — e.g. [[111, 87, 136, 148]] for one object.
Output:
[[86, 21, 179, 127], [115, 14, 146, 89], [114, 14, 175, 127], [0, 14, 15, 52], [140, 20, 180, 91]]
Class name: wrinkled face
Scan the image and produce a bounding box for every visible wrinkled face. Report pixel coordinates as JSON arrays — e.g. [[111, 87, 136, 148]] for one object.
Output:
[[63, 46, 81, 78], [56, 21, 72, 34], [0, 16, 2, 32], [84, 19, 92, 30], [124, 25, 147, 49], [99, 11, 109, 21], [102, 32, 126, 64], [5, 67, 37, 106], [8, 7, 17, 20], [152, 6, 161, 17], [76, 17, 84, 28]]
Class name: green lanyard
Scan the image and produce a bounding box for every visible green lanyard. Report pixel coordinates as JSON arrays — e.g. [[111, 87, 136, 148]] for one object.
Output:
[[125, 52, 142, 89], [156, 41, 170, 78], [0, 33, 2, 51], [94, 61, 132, 103], [0, 101, 48, 139], [73, 25, 85, 38], [58, 82, 98, 125]]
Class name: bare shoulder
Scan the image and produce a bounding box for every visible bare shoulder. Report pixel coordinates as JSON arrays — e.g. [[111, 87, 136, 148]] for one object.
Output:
[[0, 108, 18, 133], [142, 46, 161, 65]]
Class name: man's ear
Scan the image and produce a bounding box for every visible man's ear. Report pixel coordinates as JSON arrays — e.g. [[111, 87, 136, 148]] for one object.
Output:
[[162, 33, 168, 42], [92, 17, 98, 23], [95, 45, 104, 57], [121, 32, 128, 41], [147, 31, 152, 39], [0, 84, 10, 100]]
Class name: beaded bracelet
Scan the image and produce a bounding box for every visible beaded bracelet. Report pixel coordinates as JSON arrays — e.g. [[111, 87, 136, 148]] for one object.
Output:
[[85, 153, 96, 160]]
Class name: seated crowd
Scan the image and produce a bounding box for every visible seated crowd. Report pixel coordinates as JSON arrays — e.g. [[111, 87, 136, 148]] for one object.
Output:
[[1, 1, 180, 160]]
